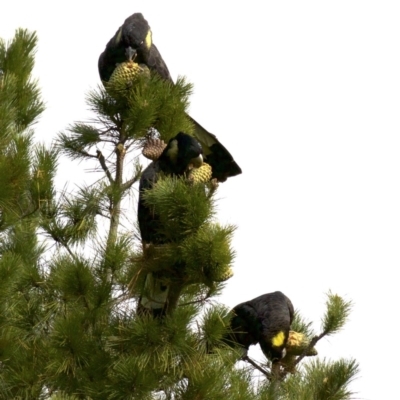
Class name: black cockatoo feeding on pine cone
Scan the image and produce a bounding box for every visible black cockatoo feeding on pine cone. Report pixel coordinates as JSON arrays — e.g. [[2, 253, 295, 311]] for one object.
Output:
[[138, 132, 204, 244], [224, 291, 294, 363], [137, 132, 208, 317], [98, 12, 242, 183]]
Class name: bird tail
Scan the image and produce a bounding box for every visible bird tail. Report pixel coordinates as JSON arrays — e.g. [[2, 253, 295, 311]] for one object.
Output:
[[137, 272, 169, 317], [137, 272, 185, 318], [186, 114, 242, 182]]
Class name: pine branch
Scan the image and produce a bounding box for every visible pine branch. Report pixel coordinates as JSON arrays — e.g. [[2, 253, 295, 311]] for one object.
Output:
[[293, 331, 327, 367], [178, 293, 213, 307], [121, 166, 142, 191], [242, 355, 271, 380], [51, 233, 80, 264], [104, 143, 126, 283], [96, 149, 114, 183], [294, 294, 352, 368]]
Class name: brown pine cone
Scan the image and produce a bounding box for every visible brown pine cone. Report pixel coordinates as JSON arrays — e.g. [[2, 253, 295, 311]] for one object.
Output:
[[142, 138, 167, 160]]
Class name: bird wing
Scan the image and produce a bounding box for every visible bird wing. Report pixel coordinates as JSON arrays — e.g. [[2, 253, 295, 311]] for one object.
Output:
[[188, 115, 242, 182], [145, 43, 241, 182], [137, 161, 163, 244], [98, 31, 126, 82], [147, 44, 174, 82], [228, 302, 262, 348]]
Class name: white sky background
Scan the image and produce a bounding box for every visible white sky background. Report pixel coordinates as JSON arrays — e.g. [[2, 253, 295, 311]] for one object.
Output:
[[1, 1, 400, 398]]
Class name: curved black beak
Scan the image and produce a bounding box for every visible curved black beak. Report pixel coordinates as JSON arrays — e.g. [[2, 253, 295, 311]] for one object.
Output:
[[125, 46, 137, 61], [190, 154, 203, 169]]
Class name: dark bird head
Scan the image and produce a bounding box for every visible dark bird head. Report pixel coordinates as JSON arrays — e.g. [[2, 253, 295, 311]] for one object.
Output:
[[259, 331, 288, 363], [119, 13, 152, 54], [159, 132, 203, 175], [125, 46, 137, 62], [98, 13, 154, 82]]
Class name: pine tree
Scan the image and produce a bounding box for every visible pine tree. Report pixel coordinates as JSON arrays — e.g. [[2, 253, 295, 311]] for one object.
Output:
[[0, 29, 359, 399]]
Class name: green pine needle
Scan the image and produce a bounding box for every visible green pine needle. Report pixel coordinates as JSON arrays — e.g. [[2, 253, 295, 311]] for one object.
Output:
[[322, 292, 352, 335]]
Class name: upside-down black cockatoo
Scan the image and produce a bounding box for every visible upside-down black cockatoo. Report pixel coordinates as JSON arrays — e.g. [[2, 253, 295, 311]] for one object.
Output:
[[224, 291, 294, 362]]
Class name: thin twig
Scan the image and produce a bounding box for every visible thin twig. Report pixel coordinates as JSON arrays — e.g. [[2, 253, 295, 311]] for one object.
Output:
[[121, 168, 142, 191], [111, 292, 132, 307], [96, 150, 114, 183], [99, 126, 118, 136], [54, 235, 80, 264], [242, 355, 272, 379], [294, 331, 327, 366], [76, 149, 98, 159], [178, 294, 213, 307]]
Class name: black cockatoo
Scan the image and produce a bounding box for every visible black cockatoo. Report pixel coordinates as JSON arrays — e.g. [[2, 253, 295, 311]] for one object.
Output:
[[224, 291, 294, 362], [138, 131, 203, 244], [98, 12, 241, 182], [137, 132, 203, 316]]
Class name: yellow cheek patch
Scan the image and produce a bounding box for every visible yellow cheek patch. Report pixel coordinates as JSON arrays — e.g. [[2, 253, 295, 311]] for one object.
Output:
[[272, 331, 285, 347], [166, 140, 178, 162], [145, 30, 152, 48], [115, 28, 122, 44]]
